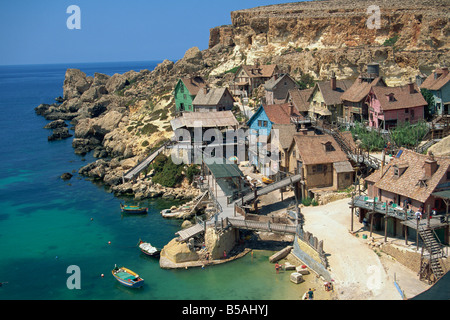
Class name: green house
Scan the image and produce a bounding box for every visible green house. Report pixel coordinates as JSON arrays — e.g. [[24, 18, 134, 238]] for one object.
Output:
[[173, 76, 205, 113]]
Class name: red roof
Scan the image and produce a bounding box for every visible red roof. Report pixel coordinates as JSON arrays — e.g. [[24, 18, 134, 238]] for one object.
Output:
[[263, 103, 301, 124], [369, 84, 427, 111]]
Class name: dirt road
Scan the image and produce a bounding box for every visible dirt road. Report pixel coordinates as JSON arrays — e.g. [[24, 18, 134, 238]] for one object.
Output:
[[301, 198, 430, 300]]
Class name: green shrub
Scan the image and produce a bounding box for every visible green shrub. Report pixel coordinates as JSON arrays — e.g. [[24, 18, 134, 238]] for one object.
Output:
[[141, 140, 149, 147], [383, 35, 399, 47], [151, 154, 184, 188], [390, 121, 428, 148], [302, 197, 313, 206], [140, 123, 159, 135]]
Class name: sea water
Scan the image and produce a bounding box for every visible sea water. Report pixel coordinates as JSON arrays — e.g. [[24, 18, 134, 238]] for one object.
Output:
[[0, 61, 305, 300]]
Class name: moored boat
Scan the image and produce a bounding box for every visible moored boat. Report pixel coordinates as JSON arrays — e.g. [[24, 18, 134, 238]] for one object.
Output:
[[112, 266, 144, 288], [138, 240, 160, 257], [120, 203, 148, 214]]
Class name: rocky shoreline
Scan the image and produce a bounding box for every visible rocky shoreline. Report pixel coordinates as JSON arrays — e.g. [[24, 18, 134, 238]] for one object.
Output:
[[34, 66, 204, 213]]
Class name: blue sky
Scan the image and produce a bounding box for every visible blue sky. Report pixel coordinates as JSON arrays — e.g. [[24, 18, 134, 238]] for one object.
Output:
[[0, 0, 296, 65]]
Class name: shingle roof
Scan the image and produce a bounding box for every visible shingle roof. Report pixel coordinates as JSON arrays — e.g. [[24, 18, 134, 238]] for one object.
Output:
[[420, 67, 450, 91], [180, 77, 206, 95], [341, 76, 386, 103], [271, 124, 297, 150], [316, 79, 353, 106], [288, 88, 314, 113], [241, 64, 277, 78], [264, 74, 296, 91], [293, 134, 349, 165], [192, 87, 234, 106], [170, 111, 238, 130], [263, 103, 301, 125], [365, 148, 450, 203], [370, 84, 427, 111]]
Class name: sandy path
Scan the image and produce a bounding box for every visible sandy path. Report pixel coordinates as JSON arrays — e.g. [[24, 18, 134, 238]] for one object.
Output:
[[301, 198, 426, 300]]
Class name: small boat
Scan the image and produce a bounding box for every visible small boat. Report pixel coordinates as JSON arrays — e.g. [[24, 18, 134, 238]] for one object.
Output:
[[138, 240, 160, 257], [160, 209, 171, 215], [262, 176, 274, 184], [120, 203, 148, 214], [112, 266, 144, 288]]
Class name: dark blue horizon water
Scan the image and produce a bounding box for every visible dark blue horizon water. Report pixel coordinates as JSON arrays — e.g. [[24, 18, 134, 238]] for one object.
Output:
[[0, 61, 305, 300]]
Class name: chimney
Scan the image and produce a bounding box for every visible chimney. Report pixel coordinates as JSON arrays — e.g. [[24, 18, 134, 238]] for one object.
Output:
[[289, 102, 294, 116], [203, 85, 209, 95], [331, 71, 337, 90], [424, 152, 438, 178], [441, 67, 449, 77], [408, 78, 415, 94]]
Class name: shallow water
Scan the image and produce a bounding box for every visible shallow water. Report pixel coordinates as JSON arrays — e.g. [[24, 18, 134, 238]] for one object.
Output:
[[0, 62, 309, 300]]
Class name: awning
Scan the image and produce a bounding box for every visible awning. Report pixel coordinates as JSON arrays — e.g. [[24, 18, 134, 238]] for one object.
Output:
[[312, 107, 332, 116], [432, 190, 450, 201]]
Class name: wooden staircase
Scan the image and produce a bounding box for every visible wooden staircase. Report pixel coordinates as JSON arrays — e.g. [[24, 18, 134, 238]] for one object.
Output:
[[418, 226, 447, 283]]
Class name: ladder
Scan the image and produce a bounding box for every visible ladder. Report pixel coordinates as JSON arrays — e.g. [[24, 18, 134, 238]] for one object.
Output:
[[418, 226, 446, 283]]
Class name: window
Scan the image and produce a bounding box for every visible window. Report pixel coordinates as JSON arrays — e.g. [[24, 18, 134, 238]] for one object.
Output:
[[258, 120, 262, 127], [263, 121, 268, 127], [345, 173, 351, 180], [447, 171, 450, 180], [180, 86, 184, 93], [316, 164, 323, 173]]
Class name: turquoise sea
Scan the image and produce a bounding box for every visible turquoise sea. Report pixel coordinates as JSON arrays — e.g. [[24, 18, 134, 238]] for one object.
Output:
[[0, 61, 304, 300]]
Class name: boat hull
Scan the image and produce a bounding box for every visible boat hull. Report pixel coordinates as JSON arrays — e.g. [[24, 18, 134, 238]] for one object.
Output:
[[112, 267, 144, 288], [120, 204, 148, 214], [138, 241, 160, 257]]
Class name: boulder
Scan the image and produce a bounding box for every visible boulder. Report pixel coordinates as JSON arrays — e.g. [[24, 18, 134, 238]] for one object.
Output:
[[106, 73, 128, 93], [48, 127, 72, 141], [63, 69, 91, 100], [44, 119, 67, 129], [160, 238, 199, 264], [61, 172, 73, 181], [290, 272, 304, 284]]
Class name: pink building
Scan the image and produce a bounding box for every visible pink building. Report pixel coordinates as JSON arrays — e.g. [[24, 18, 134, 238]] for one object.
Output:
[[366, 83, 427, 129]]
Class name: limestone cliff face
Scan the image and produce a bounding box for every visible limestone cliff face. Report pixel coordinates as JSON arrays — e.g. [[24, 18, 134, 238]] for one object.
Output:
[[209, 0, 450, 84]]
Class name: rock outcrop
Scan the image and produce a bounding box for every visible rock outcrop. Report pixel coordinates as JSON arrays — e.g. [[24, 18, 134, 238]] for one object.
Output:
[[208, 0, 450, 84]]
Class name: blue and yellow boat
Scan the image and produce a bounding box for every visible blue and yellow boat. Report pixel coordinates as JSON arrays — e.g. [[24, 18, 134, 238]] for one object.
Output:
[[120, 203, 148, 214], [112, 266, 144, 288]]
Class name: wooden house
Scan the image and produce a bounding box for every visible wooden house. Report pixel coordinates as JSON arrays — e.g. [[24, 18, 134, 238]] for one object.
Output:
[[287, 133, 354, 199], [263, 73, 298, 105], [340, 63, 386, 123], [247, 103, 301, 168], [420, 67, 450, 115], [363, 148, 450, 244], [173, 76, 206, 114], [366, 82, 427, 129], [192, 86, 235, 112], [309, 72, 353, 123], [232, 63, 279, 97]]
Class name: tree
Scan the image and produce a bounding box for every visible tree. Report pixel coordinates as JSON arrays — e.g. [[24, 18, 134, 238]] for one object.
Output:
[[420, 88, 435, 120]]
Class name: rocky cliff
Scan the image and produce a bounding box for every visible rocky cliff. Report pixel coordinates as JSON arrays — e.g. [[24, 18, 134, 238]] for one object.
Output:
[[209, 0, 450, 84]]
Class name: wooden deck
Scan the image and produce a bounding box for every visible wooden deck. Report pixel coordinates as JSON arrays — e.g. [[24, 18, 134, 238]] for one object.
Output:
[[352, 195, 449, 230]]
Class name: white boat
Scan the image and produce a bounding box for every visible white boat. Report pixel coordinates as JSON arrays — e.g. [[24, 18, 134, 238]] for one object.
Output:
[[138, 240, 160, 257]]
